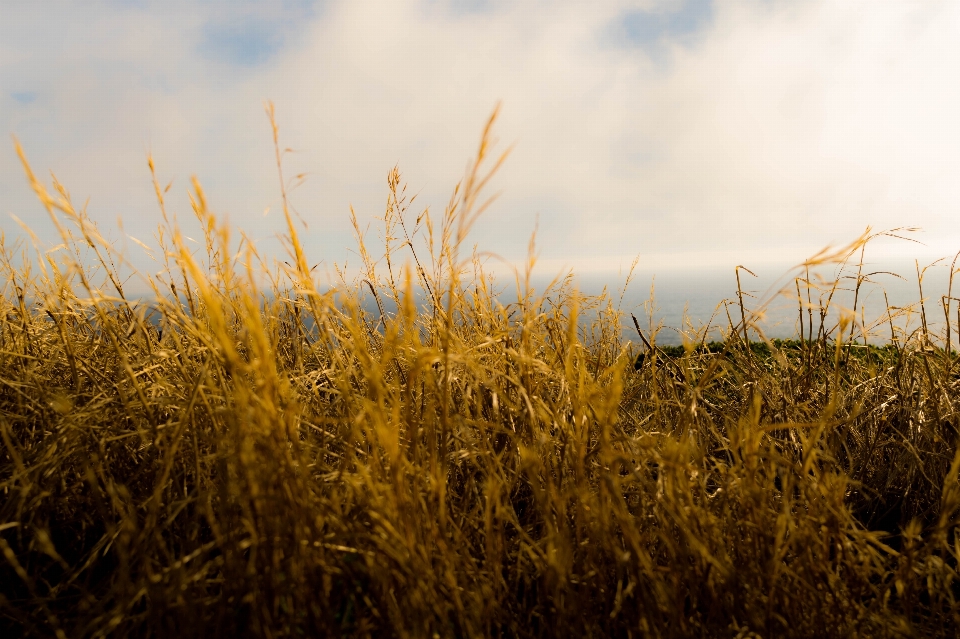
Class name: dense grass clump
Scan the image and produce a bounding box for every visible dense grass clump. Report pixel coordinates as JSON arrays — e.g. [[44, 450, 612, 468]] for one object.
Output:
[[2, 109, 960, 637]]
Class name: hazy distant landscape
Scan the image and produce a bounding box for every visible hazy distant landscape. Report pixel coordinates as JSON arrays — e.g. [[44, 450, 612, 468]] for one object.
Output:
[[587, 264, 942, 342]]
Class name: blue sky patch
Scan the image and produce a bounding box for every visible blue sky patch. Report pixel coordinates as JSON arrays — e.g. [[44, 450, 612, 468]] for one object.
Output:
[[11, 91, 37, 105], [200, 18, 287, 67], [197, 2, 321, 67], [619, 0, 713, 47], [435, 0, 497, 17]]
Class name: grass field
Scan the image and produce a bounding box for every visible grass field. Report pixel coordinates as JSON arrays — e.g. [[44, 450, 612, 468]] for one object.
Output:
[[2, 108, 960, 637]]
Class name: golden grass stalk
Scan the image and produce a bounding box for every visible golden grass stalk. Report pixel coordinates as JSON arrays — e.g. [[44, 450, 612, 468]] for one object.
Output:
[[0, 108, 958, 638]]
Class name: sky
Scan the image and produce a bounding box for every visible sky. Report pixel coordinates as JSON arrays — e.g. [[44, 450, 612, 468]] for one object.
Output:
[[2, 0, 960, 292]]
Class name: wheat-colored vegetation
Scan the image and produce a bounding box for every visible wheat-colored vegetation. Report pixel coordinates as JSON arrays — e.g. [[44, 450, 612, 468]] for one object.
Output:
[[2, 106, 960, 638]]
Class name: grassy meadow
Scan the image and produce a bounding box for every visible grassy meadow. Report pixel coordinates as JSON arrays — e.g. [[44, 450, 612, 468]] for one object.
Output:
[[2, 108, 960, 637]]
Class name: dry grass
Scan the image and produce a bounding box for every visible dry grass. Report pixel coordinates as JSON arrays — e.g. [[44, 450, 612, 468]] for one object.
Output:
[[1, 107, 960, 638]]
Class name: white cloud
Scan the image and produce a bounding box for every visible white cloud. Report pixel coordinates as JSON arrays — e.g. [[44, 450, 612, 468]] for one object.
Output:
[[2, 0, 959, 290]]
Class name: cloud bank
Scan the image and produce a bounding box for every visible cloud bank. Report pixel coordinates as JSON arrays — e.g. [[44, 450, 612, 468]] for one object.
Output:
[[2, 0, 959, 286]]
